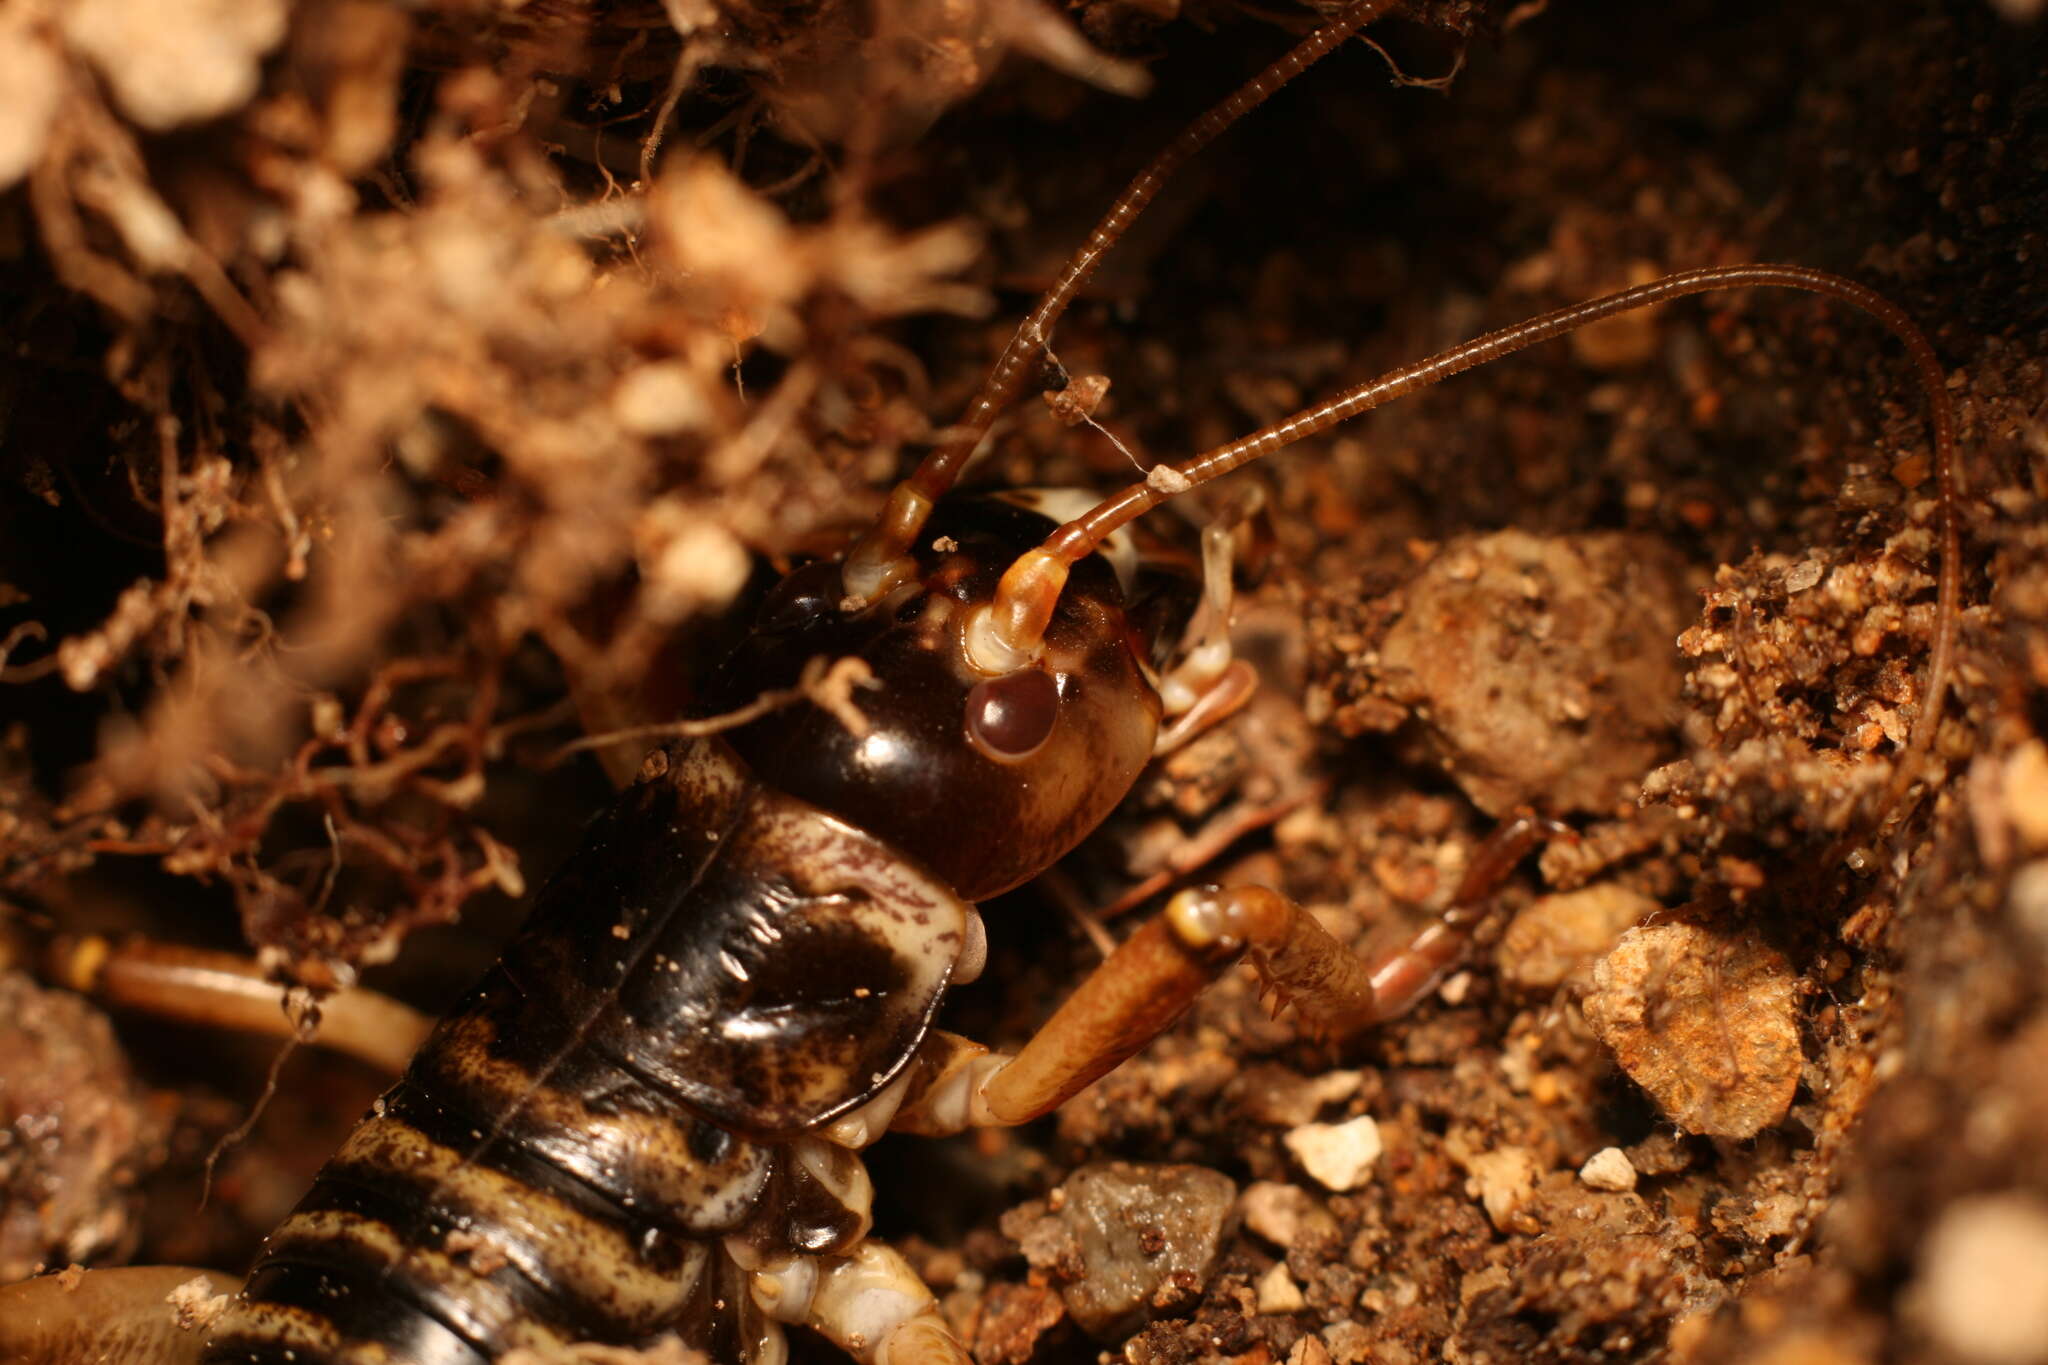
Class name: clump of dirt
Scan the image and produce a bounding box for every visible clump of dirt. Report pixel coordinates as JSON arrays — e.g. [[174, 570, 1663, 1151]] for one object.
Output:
[[1336, 528, 1697, 816], [1583, 921, 1802, 1141], [3, 0, 2045, 1364]]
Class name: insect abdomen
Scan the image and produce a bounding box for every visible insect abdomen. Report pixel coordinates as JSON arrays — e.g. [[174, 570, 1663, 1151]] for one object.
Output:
[[202, 981, 756, 1363], [204, 738, 969, 1363]]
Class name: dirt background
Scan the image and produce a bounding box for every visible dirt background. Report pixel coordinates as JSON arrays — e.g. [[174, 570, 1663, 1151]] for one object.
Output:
[[3, 0, 2047, 1362]]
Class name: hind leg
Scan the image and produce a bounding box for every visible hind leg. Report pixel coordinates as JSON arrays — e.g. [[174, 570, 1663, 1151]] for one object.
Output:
[[0, 1265, 239, 1365], [35, 932, 432, 1073]]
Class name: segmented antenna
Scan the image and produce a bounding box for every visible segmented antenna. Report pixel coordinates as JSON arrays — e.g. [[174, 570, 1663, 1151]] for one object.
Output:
[[969, 264, 1962, 816], [841, 0, 1403, 602]]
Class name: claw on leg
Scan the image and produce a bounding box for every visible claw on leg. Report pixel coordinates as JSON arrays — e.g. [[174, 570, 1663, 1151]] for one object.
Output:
[[895, 812, 1566, 1131], [1153, 497, 1264, 756], [1171, 809, 1570, 1027]]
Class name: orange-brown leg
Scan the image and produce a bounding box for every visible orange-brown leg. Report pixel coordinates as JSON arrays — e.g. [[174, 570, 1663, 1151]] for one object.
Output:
[[894, 814, 1564, 1133], [44, 933, 432, 1073]]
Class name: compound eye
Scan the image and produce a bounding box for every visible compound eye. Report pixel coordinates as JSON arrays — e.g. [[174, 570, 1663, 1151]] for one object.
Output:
[[965, 669, 1059, 762]]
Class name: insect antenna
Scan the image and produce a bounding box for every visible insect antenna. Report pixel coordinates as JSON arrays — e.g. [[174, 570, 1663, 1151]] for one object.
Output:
[[967, 264, 1962, 821], [841, 0, 1404, 601]]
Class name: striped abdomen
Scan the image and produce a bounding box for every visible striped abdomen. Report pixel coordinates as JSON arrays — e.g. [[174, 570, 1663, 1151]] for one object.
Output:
[[204, 739, 967, 1363]]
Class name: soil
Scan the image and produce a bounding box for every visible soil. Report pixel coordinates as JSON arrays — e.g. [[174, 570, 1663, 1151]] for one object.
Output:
[[2, 1, 2046, 1364]]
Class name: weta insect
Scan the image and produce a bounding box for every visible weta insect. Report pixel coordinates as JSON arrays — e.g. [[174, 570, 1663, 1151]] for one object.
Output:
[[0, 1, 1964, 1362]]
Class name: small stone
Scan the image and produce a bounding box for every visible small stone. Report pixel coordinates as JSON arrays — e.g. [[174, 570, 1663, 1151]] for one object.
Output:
[[1497, 883, 1658, 991], [1785, 559, 1826, 593], [1255, 1262, 1307, 1314], [1911, 1193, 2048, 1365], [1284, 1116, 1383, 1192], [0, 974, 161, 1281], [1232, 1065, 1364, 1126], [444, 1229, 511, 1277], [636, 509, 751, 624], [1321, 1320, 1376, 1365], [1461, 1147, 1541, 1231], [1583, 922, 1801, 1139], [1044, 373, 1111, 426], [1239, 1181, 1336, 1248], [1007, 1162, 1237, 1339], [1578, 1147, 1637, 1192], [1567, 262, 1663, 369], [1742, 1329, 1873, 1365], [1287, 1336, 1333, 1365], [1746, 1191, 1805, 1241]]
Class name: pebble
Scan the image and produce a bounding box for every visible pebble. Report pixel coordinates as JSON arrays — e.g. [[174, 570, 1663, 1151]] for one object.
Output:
[[1461, 1146, 1541, 1231], [1321, 1321, 1377, 1365], [1497, 883, 1657, 991], [638, 509, 751, 621], [166, 1275, 233, 1331], [1233, 1065, 1364, 1126], [1004, 1162, 1237, 1339], [1785, 559, 1826, 593], [1240, 1181, 1336, 1248], [1284, 1116, 1383, 1192], [1578, 1146, 1638, 1192], [1287, 1336, 1333, 1365], [1255, 1262, 1308, 1314], [62, 0, 287, 132], [970, 1281, 1066, 1365], [1911, 1193, 2048, 1365]]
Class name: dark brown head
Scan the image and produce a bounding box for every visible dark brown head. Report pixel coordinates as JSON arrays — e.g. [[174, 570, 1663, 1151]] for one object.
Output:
[[704, 498, 1161, 901]]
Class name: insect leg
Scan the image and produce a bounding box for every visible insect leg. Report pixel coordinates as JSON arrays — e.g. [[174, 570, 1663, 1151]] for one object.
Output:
[[893, 817, 1561, 1131], [0, 1265, 238, 1365], [43, 933, 432, 1073], [750, 1241, 969, 1365], [1153, 512, 1260, 757]]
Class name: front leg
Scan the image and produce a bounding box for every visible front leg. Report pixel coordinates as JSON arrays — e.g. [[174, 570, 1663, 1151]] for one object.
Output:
[[894, 814, 1563, 1134]]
